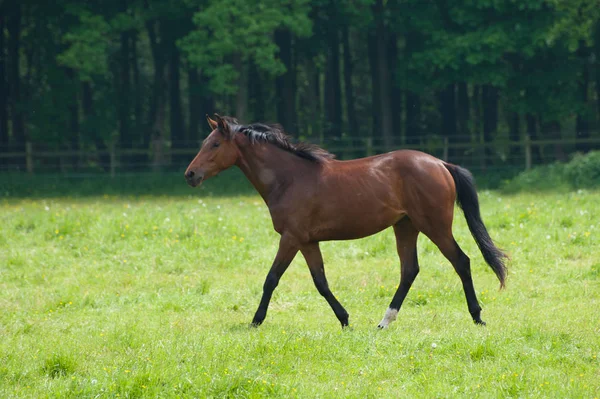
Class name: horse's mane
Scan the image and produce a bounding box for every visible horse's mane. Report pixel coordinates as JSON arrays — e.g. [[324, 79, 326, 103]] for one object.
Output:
[[221, 116, 335, 163]]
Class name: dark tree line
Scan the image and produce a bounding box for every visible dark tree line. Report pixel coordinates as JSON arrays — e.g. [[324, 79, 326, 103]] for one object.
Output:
[[1, 0, 600, 171]]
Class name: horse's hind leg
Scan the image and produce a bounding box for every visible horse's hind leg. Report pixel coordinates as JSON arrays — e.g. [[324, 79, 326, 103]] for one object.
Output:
[[301, 242, 349, 328], [428, 231, 485, 325], [378, 217, 420, 329]]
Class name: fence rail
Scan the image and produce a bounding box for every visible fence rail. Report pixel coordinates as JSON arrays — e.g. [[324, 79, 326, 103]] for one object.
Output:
[[1, 135, 598, 175]]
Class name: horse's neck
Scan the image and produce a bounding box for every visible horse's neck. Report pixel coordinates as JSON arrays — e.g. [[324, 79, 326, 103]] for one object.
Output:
[[235, 143, 315, 204]]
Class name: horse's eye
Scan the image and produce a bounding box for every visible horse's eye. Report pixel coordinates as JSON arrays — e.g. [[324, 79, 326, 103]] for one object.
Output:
[[212, 142, 220, 148]]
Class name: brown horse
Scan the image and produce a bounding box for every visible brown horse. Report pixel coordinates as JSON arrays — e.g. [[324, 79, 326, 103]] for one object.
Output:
[[185, 115, 508, 329]]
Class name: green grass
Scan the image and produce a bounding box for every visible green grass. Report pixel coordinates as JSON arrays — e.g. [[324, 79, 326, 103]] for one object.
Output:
[[1, 172, 599, 398]]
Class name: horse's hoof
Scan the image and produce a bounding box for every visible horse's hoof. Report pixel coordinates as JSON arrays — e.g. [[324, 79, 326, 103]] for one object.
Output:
[[474, 319, 486, 326], [250, 320, 263, 328]]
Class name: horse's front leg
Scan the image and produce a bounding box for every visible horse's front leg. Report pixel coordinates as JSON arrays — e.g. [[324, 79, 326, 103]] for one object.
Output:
[[301, 242, 349, 328], [251, 235, 299, 326]]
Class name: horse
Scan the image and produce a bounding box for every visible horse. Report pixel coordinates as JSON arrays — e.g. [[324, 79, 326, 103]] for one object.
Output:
[[185, 114, 508, 329]]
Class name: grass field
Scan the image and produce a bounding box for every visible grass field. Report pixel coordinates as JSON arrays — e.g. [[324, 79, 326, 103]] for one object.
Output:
[[1, 171, 599, 398]]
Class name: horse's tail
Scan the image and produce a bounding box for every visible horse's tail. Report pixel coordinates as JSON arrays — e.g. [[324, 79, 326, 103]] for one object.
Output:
[[444, 163, 508, 288]]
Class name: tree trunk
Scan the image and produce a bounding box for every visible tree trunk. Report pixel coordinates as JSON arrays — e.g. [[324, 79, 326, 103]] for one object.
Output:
[[83, 82, 110, 171], [118, 30, 131, 150], [595, 22, 600, 131], [438, 83, 457, 159], [373, 0, 393, 149], [368, 33, 380, 143], [508, 112, 520, 162], [457, 82, 470, 139], [387, 0, 402, 143], [275, 29, 297, 132], [7, 2, 25, 158], [248, 61, 266, 123], [388, 32, 402, 144], [526, 113, 541, 164], [404, 30, 421, 147], [118, 0, 132, 168], [146, 19, 167, 168], [201, 71, 215, 137], [405, 92, 421, 147], [324, 23, 342, 139], [342, 25, 358, 150], [304, 59, 320, 138], [65, 69, 80, 170], [169, 47, 185, 144], [541, 120, 565, 162], [472, 85, 481, 139], [482, 84, 498, 166], [131, 32, 143, 145], [0, 13, 8, 158], [576, 40, 590, 153], [233, 53, 248, 123], [188, 66, 200, 140]]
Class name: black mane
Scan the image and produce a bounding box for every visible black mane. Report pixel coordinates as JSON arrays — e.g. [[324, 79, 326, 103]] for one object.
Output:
[[222, 116, 335, 163]]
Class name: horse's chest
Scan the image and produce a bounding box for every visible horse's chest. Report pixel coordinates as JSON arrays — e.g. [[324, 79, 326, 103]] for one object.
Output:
[[268, 207, 294, 233], [268, 204, 313, 239]]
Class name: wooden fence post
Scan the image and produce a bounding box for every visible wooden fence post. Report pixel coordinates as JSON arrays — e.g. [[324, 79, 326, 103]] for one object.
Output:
[[525, 134, 532, 171], [26, 142, 33, 173], [152, 136, 166, 172], [366, 137, 373, 157]]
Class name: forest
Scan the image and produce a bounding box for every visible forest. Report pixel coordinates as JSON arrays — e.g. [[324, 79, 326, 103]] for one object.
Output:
[[1, 0, 600, 172]]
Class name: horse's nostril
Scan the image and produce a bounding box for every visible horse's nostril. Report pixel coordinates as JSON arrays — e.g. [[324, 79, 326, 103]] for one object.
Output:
[[186, 170, 195, 179]]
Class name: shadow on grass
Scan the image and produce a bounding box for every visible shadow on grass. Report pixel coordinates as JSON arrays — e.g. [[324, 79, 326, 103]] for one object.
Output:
[[0, 168, 255, 199]]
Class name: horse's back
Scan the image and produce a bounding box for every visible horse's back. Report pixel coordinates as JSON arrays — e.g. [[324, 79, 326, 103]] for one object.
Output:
[[328, 149, 454, 190], [333, 149, 457, 227], [390, 150, 455, 191]]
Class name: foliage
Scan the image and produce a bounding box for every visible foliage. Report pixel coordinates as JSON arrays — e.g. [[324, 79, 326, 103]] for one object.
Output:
[[179, 0, 312, 93], [548, 0, 600, 49], [502, 162, 569, 192], [56, 9, 112, 81], [564, 151, 600, 188], [504, 150, 600, 191], [1, 0, 600, 170]]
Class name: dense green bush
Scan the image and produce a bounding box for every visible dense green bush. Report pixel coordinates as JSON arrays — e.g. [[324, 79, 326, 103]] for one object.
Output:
[[564, 151, 600, 188], [502, 151, 600, 192], [501, 163, 568, 192]]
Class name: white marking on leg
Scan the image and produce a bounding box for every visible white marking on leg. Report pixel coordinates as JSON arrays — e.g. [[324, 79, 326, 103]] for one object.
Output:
[[378, 307, 399, 328]]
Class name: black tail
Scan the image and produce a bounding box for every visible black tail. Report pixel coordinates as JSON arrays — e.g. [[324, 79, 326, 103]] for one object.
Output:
[[445, 163, 508, 288]]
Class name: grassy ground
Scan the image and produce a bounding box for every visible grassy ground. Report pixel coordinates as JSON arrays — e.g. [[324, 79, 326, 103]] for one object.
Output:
[[0, 171, 599, 398]]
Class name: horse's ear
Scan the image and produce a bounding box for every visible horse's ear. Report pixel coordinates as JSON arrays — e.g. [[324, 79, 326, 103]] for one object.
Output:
[[206, 115, 218, 130], [213, 113, 232, 139]]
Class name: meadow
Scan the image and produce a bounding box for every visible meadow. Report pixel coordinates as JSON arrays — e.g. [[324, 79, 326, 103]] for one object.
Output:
[[0, 170, 599, 398]]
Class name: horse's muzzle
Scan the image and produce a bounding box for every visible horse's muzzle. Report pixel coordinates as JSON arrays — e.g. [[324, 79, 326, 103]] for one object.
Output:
[[185, 170, 204, 187]]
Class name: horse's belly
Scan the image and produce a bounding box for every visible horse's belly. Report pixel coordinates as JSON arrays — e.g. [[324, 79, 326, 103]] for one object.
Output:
[[310, 212, 401, 241]]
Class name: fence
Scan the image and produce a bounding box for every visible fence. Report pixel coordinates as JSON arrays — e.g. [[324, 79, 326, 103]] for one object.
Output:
[[1, 135, 599, 175]]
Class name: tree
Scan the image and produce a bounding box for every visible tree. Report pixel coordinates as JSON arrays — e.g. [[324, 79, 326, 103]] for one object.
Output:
[[1, 0, 600, 172], [180, 0, 311, 117]]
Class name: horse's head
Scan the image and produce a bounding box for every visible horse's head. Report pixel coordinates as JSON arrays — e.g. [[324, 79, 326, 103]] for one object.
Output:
[[184, 114, 239, 187]]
